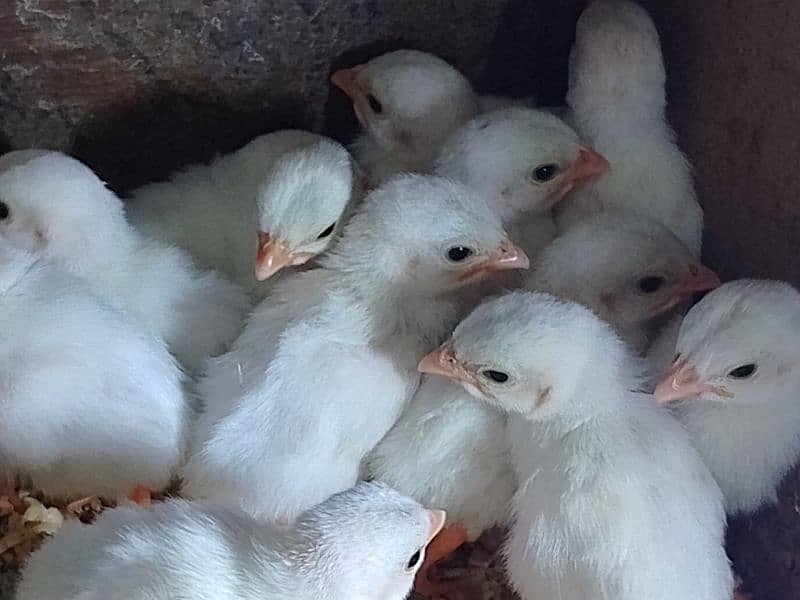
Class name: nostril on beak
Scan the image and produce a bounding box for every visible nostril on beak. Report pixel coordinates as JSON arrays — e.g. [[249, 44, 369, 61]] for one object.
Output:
[[688, 264, 699, 277]]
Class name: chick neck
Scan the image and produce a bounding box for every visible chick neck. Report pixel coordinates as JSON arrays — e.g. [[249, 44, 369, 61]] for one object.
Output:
[[532, 345, 647, 437], [322, 249, 458, 366]]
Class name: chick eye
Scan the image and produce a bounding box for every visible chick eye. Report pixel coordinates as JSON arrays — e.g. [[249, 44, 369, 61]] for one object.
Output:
[[531, 164, 560, 183], [447, 246, 473, 262], [405, 549, 421, 571], [0, 201, 9, 220], [482, 370, 509, 383], [317, 222, 336, 239], [367, 94, 383, 114], [638, 276, 665, 294], [728, 364, 757, 379]]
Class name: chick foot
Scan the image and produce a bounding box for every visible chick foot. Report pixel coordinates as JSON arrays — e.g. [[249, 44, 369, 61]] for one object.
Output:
[[127, 484, 153, 506]]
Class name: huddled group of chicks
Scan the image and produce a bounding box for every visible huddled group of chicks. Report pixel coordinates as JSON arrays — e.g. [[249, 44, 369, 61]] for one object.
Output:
[[1, 1, 798, 599]]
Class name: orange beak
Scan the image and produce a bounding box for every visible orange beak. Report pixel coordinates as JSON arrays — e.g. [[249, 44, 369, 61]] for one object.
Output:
[[653, 358, 714, 403], [255, 232, 314, 281], [458, 239, 530, 282], [557, 146, 610, 198]]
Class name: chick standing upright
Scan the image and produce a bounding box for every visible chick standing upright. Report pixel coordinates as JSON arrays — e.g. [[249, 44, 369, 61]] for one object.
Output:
[[16, 482, 445, 600], [331, 50, 479, 185], [182, 175, 529, 522], [129, 131, 358, 298], [0, 151, 249, 373], [655, 280, 800, 514], [0, 240, 188, 502], [421, 291, 733, 600], [558, 0, 702, 256]]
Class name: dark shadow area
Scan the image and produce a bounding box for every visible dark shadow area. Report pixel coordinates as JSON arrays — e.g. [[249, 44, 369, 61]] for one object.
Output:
[[71, 88, 312, 195], [0, 132, 10, 156], [481, 0, 585, 105]]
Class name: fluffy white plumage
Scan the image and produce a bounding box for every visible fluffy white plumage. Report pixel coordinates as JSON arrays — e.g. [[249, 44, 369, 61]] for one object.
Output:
[[182, 175, 527, 521], [557, 0, 703, 256], [16, 482, 442, 600], [437, 290, 733, 600], [331, 50, 479, 185], [655, 279, 800, 514], [367, 214, 714, 540], [366, 374, 514, 538], [528, 213, 719, 356], [0, 240, 189, 500], [435, 107, 608, 261], [128, 130, 357, 298], [0, 151, 250, 373]]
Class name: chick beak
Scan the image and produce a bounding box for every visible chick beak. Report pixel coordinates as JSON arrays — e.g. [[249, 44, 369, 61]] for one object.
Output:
[[558, 146, 610, 198], [426, 509, 447, 542], [330, 67, 364, 102], [682, 264, 722, 295], [664, 264, 722, 310], [418, 343, 474, 385], [653, 358, 713, 403], [458, 240, 530, 282], [255, 232, 294, 281]]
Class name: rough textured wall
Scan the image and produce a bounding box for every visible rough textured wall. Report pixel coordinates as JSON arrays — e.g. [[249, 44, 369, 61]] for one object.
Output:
[[0, 0, 582, 191], [1, 1, 799, 599]]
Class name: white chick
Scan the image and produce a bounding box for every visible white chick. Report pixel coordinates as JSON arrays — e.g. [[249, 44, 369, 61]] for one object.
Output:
[[16, 481, 446, 600], [331, 50, 479, 185], [0, 151, 250, 373], [0, 239, 188, 501], [435, 107, 609, 260], [182, 175, 529, 522], [654, 279, 800, 515], [529, 213, 720, 355], [558, 0, 703, 256], [128, 130, 357, 298], [366, 374, 514, 594], [422, 290, 733, 600], [368, 214, 719, 572]]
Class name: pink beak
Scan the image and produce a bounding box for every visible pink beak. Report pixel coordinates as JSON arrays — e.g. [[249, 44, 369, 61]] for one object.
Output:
[[330, 66, 364, 101], [426, 509, 447, 542], [418, 344, 476, 387], [255, 232, 313, 281], [653, 358, 713, 403], [554, 146, 609, 200], [681, 264, 722, 295], [458, 239, 530, 282]]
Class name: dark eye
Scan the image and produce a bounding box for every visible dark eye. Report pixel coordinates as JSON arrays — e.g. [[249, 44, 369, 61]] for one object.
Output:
[[317, 222, 336, 239], [728, 364, 757, 379], [482, 370, 509, 383], [638, 276, 665, 294], [447, 246, 473, 262], [0, 201, 9, 220], [532, 164, 560, 182], [406, 549, 421, 570], [367, 94, 383, 114]]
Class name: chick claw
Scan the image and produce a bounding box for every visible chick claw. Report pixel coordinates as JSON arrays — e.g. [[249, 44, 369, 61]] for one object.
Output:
[[66, 496, 103, 516]]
